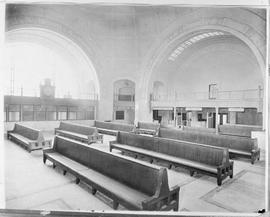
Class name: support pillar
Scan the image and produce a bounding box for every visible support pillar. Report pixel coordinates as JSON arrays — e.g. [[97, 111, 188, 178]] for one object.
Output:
[[206, 112, 209, 128], [215, 107, 219, 134], [174, 107, 176, 127], [229, 111, 237, 124], [135, 88, 152, 123]]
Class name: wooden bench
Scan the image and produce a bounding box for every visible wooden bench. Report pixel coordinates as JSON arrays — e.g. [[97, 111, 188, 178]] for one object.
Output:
[[110, 132, 233, 186], [219, 124, 262, 138], [159, 128, 260, 164], [134, 122, 160, 136], [182, 126, 216, 134], [55, 122, 103, 144], [94, 121, 135, 135], [7, 123, 52, 152], [43, 136, 180, 211]]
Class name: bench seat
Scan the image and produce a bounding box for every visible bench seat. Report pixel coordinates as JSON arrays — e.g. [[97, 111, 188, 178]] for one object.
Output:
[[46, 151, 148, 209], [55, 122, 103, 144], [55, 130, 88, 142], [94, 121, 135, 135], [7, 123, 52, 152], [97, 128, 118, 136], [46, 152, 90, 172], [77, 169, 149, 210], [135, 128, 156, 135], [44, 136, 180, 211], [8, 132, 35, 144], [135, 122, 160, 136], [111, 144, 217, 174]]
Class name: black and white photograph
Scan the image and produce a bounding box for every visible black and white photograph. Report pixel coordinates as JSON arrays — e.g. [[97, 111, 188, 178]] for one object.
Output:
[[0, 0, 269, 216]]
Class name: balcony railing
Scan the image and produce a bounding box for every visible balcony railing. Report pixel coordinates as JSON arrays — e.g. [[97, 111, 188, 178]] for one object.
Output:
[[4, 86, 99, 100], [151, 88, 263, 102]]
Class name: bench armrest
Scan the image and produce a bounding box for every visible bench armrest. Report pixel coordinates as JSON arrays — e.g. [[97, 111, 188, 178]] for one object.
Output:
[[109, 140, 117, 152], [142, 185, 180, 211], [43, 147, 55, 154], [54, 128, 60, 135], [6, 130, 14, 139], [43, 139, 53, 147]]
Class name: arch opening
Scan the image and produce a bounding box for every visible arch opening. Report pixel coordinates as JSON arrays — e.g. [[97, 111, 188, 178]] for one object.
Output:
[[5, 27, 100, 100], [144, 28, 264, 127]]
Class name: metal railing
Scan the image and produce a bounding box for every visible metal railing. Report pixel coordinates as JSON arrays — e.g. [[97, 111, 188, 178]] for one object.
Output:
[[4, 86, 99, 100], [151, 88, 263, 102]]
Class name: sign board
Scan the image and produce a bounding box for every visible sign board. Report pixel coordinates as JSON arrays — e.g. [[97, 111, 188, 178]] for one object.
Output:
[[228, 108, 244, 112], [186, 107, 202, 111]]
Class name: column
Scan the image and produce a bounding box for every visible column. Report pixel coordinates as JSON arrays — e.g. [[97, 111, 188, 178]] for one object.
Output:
[[229, 111, 237, 124], [135, 87, 152, 123], [97, 83, 114, 121], [174, 107, 177, 127], [215, 106, 219, 134], [206, 112, 209, 128]]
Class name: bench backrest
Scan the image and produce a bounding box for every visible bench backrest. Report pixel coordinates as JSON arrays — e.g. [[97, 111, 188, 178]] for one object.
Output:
[[13, 123, 43, 141], [53, 136, 166, 196], [94, 121, 134, 132], [117, 132, 228, 166], [137, 122, 160, 131], [117, 132, 157, 151], [156, 137, 228, 166], [183, 126, 216, 134], [159, 128, 257, 152], [219, 124, 262, 137], [59, 122, 96, 135]]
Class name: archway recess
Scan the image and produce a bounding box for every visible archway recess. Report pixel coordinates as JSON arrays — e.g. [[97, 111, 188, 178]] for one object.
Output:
[[141, 24, 265, 96], [5, 27, 100, 99], [136, 15, 266, 127]]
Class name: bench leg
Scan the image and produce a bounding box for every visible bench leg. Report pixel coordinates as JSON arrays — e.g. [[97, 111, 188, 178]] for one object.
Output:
[[75, 178, 80, 184], [27, 146, 31, 153], [190, 171, 195, 177], [63, 170, 67, 176], [217, 176, 222, 186], [91, 188, 97, 195], [53, 164, 56, 169], [43, 156, 47, 164], [173, 201, 179, 211], [229, 165, 233, 179], [168, 164, 173, 170], [251, 154, 255, 164], [113, 200, 119, 210]]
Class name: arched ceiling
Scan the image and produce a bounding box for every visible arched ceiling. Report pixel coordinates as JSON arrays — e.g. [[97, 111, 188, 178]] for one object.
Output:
[[151, 31, 262, 93], [5, 4, 266, 99]]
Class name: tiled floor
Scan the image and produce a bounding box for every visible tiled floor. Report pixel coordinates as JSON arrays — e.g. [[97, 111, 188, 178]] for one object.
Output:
[[4, 132, 266, 212]]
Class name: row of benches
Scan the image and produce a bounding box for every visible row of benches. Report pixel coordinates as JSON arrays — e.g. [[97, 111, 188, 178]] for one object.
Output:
[[93, 121, 260, 164], [6, 121, 260, 210], [55, 121, 261, 164], [110, 131, 233, 186], [7, 121, 260, 164], [7, 123, 179, 211]]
